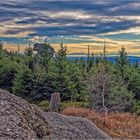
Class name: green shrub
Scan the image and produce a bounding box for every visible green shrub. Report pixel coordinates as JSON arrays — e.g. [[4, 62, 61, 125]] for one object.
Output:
[[38, 100, 49, 111], [133, 101, 140, 115], [60, 101, 88, 111]]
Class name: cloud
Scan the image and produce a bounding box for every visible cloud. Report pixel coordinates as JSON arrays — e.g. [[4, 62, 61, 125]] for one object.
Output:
[[101, 26, 140, 35], [0, 1, 140, 36], [0, 0, 140, 54]]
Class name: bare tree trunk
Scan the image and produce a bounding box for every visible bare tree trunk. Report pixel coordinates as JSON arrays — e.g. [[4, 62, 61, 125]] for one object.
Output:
[[101, 83, 108, 115]]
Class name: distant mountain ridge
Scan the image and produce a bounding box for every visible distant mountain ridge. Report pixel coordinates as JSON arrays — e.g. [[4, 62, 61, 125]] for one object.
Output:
[[68, 56, 140, 64]]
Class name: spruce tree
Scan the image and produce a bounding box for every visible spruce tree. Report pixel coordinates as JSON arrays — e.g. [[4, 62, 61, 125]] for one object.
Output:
[[25, 47, 34, 70], [52, 43, 87, 101], [69, 62, 87, 101], [0, 59, 19, 92], [78, 57, 86, 76], [52, 43, 70, 100], [39, 43, 53, 72], [12, 66, 34, 101], [116, 47, 129, 79]]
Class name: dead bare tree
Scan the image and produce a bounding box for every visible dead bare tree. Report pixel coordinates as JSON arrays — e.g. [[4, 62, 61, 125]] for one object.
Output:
[[87, 63, 110, 115], [86, 62, 134, 114]]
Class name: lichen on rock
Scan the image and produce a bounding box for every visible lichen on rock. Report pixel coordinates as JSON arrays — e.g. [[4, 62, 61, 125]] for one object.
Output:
[[0, 89, 49, 140]]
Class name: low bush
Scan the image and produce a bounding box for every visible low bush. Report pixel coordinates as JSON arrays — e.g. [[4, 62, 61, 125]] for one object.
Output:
[[60, 101, 88, 111], [62, 107, 140, 139], [133, 101, 140, 115], [38, 100, 49, 111]]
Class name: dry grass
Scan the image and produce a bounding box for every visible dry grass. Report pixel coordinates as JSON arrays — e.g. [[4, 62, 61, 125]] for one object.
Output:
[[62, 107, 140, 139]]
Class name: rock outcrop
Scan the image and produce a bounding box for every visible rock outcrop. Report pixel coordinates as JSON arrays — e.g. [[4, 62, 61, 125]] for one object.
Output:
[[0, 89, 49, 139], [33, 43, 55, 57], [0, 89, 111, 139], [45, 112, 111, 139]]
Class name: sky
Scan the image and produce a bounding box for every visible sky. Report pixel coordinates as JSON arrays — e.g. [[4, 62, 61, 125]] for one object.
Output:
[[1, 0, 140, 55]]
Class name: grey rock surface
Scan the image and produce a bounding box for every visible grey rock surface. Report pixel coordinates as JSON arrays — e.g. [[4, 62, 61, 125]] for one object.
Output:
[[33, 43, 55, 57], [0, 89, 49, 140], [0, 89, 111, 140], [45, 112, 111, 139]]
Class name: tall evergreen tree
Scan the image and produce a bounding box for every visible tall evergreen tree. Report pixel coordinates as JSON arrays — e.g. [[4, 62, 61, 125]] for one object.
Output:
[[52, 43, 70, 100], [116, 47, 129, 80], [52, 43, 86, 101], [12, 44, 55, 102], [0, 59, 19, 92], [68, 62, 87, 101], [25, 47, 34, 70], [12, 65, 54, 103], [77, 57, 86, 77], [40, 43, 52, 72], [12, 66, 34, 101]]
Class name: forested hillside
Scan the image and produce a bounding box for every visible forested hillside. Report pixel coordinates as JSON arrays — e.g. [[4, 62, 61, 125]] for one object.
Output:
[[0, 43, 140, 114]]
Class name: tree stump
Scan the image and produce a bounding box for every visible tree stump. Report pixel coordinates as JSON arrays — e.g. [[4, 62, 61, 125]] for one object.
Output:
[[49, 93, 61, 112]]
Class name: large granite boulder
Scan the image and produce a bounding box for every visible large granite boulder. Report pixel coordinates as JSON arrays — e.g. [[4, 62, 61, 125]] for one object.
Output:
[[0, 89, 49, 139], [0, 89, 111, 139], [45, 112, 111, 139]]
